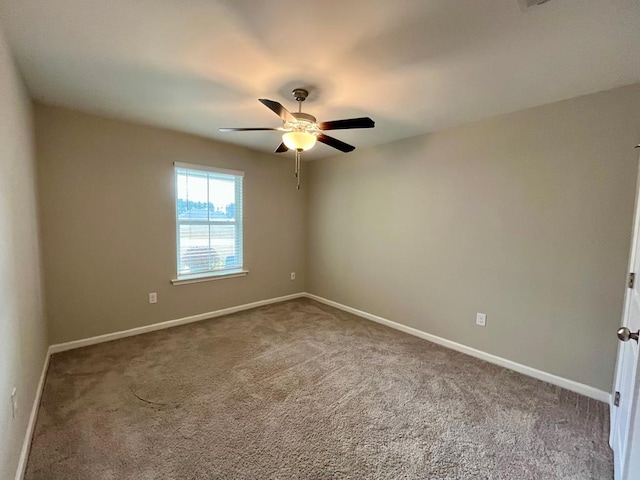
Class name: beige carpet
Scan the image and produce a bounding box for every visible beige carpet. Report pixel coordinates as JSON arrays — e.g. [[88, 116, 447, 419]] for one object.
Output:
[[25, 298, 612, 479]]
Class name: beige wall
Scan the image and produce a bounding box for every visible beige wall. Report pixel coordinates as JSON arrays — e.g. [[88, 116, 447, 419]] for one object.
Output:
[[306, 83, 640, 392], [0, 28, 47, 480], [36, 105, 306, 344]]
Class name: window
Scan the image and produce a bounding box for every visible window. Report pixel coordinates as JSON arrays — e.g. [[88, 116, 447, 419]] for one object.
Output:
[[173, 162, 244, 284]]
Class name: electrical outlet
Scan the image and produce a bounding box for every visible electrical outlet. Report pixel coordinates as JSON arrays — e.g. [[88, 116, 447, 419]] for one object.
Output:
[[11, 387, 17, 419], [290, 272, 296, 280], [476, 312, 487, 327], [149, 292, 157, 304]]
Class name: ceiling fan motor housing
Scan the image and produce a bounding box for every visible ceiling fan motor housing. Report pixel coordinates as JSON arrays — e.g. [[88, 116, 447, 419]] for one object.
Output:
[[292, 112, 317, 124]]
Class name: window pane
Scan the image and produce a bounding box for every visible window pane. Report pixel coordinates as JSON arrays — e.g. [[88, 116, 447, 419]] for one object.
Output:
[[177, 170, 208, 221], [178, 224, 214, 275], [211, 224, 237, 269], [208, 175, 235, 221]]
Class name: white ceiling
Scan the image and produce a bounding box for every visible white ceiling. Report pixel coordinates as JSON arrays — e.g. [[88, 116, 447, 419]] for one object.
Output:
[[1, 0, 640, 159]]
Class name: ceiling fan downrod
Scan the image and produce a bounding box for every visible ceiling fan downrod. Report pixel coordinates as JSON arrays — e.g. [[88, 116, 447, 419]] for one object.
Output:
[[292, 88, 309, 112], [291, 88, 309, 190]]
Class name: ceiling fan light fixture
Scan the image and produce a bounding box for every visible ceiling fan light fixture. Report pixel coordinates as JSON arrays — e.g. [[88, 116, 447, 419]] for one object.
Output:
[[282, 131, 317, 151]]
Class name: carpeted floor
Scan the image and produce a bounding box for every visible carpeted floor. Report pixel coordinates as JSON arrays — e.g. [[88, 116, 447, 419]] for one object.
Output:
[[25, 298, 613, 479]]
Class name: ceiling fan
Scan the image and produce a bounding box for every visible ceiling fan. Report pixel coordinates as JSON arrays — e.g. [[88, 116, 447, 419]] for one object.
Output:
[[219, 88, 375, 189]]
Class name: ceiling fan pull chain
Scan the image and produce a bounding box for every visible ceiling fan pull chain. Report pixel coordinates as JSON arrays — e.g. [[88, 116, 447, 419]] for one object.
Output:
[[296, 150, 301, 190]]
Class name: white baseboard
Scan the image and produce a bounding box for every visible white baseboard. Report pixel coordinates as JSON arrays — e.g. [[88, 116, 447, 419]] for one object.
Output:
[[14, 349, 50, 480], [305, 293, 611, 404], [47, 290, 611, 403], [49, 292, 306, 354]]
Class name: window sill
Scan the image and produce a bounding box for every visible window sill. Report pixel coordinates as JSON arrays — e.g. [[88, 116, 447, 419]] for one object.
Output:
[[171, 270, 249, 286]]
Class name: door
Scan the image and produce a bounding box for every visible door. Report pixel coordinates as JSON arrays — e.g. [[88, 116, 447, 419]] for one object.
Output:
[[611, 160, 640, 480]]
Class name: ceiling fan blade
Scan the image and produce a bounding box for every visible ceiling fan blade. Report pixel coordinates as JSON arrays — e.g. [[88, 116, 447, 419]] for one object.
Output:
[[259, 99, 297, 123], [318, 117, 375, 131], [274, 143, 289, 153], [218, 127, 280, 132], [317, 133, 356, 153]]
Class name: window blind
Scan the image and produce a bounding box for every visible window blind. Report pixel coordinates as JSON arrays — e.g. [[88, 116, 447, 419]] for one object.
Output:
[[174, 163, 244, 279]]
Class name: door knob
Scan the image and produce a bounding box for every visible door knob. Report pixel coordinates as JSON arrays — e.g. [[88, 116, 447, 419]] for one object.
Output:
[[617, 327, 640, 343]]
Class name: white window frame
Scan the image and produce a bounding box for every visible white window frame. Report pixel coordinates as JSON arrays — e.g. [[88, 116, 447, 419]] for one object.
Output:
[[171, 162, 247, 285]]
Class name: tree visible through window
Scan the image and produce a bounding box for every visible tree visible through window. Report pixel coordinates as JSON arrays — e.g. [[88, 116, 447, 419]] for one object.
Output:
[[174, 163, 243, 279]]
